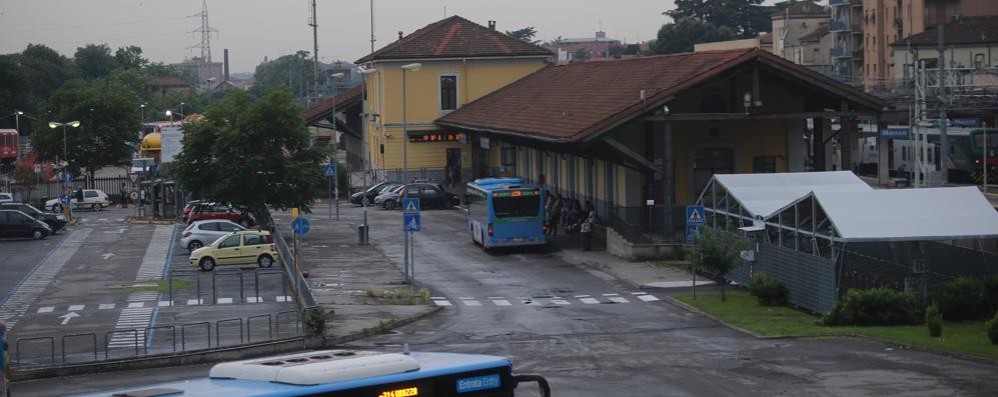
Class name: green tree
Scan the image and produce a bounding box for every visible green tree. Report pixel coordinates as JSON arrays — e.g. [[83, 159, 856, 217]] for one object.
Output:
[[252, 51, 316, 98], [33, 78, 140, 181], [114, 45, 148, 70], [74, 44, 118, 80], [688, 222, 746, 301], [666, 0, 772, 39], [505, 27, 538, 43], [571, 48, 591, 62], [9, 164, 39, 201], [653, 18, 736, 55], [172, 88, 328, 224]]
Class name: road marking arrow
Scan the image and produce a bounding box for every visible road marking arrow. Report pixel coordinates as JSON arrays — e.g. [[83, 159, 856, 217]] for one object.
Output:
[[58, 311, 80, 325], [102, 253, 114, 260]]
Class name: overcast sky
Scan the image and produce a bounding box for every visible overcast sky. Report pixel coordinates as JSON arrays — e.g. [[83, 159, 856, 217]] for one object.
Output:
[[0, 0, 786, 73]]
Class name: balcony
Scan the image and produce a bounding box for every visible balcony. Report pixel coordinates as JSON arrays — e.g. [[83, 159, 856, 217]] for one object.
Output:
[[830, 47, 851, 59], [829, 19, 849, 32]]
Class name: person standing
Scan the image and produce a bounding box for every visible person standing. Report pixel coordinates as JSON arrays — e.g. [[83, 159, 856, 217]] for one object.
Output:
[[119, 182, 128, 208]]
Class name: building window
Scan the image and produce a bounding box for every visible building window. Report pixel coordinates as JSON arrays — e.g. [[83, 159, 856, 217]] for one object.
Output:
[[752, 156, 777, 173], [501, 146, 517, 176], [692, 148, 734, 199], [439, 75, 458, 111]]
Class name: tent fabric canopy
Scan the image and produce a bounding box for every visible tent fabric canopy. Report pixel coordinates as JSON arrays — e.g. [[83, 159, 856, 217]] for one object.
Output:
[[707, 172, 998, 242], [710, 171, 872, 219], [814, 187, 998, 242]]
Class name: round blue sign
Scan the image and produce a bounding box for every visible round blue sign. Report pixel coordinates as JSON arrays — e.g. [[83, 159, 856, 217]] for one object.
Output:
[[60, 194, 71, 204], [292, 217, 311, 235]]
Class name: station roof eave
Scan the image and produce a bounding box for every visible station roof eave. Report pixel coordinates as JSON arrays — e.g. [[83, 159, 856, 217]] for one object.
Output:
[[303, 85, 363, 126], [437, 48, 885, 146]]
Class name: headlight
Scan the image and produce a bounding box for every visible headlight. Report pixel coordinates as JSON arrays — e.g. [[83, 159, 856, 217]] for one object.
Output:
[[56, 215, 65, 220]]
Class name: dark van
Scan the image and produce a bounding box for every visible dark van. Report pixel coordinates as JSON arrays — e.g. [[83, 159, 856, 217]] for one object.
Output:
[[0, 209, 52, 240]]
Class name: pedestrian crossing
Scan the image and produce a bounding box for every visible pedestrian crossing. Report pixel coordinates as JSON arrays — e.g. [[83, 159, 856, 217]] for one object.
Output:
[[32, 296, 295, 315], [432, 291, 662, 308]]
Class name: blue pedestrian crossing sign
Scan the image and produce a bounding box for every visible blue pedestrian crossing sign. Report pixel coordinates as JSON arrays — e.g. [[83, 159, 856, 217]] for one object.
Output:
[[323, 163, 336, 178], [60, 194, 70, 204], [63, 171, 73, 183], [403, 198, 420, 232], [685, 205, 705, 245], [292, 217, 311, 235]]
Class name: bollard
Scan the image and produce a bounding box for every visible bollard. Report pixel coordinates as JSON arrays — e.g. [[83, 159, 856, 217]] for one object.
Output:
[[358, 224, 368, 245]]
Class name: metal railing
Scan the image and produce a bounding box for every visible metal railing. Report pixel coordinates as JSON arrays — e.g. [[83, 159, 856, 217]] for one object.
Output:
[[605, 205, 681, 244], [270, 224, 317, 309], [165, 267, 288, 306], [10, 309, 303, 368]]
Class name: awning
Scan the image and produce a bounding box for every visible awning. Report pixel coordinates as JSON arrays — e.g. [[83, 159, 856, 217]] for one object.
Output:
[[710, 171, 872, 219]]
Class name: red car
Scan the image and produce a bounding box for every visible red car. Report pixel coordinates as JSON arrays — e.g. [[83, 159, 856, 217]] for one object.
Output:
[[186, 202, 256, 227]]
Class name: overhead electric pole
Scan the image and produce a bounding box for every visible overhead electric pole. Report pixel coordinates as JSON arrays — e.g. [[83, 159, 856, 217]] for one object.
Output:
[[309, 0, 319, 103], [938, 23, 949, 186], [370, 0, 376, 53]]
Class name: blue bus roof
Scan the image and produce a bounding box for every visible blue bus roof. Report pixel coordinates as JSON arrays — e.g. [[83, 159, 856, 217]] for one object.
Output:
[[469, 178, 538, 192], [74, 352, 511, 397]]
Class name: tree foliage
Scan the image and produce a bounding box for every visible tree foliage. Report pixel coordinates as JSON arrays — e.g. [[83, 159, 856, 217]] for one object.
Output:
[[172, 88, 328, 222], [114, 45, 148, 70], [571, 48, 591, 62], [653, 18, 736, 55], [666, 0, 772, 39], [688, 222, 745, 301], [252, 50, 317, 98], [32, 78, 140, 179], [74, 44, 118, 80], [505, 27, 538, 43]]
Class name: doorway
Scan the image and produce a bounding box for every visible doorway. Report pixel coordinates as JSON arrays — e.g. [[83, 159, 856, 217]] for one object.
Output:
[[692, 148, 735, 199], [446, 148, 462, 189]]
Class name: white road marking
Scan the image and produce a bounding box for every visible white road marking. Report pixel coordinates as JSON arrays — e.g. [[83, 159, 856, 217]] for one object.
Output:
[[602, 293, 620, 296], [37, 306, 54, 314], [247, 297, 261, 303], [68, 304, 85, 311], [135, 225, 173, 280], [217, 298, 233, 304], [580, 298, 600, 304], [186, 299, 203, 305], [276, 296, 291, 302], [158, 301, 173, 307], [492, 299, 512, 306], [58, 311, 80, 325], [127, 302, 145, 308], [98, 303, 116, 310], [462, 300, 482, 306], [433, 300, 452, 306], [609, 297, 630, 303], [550, 299, 571, 305], [637, 294, 660, 302]]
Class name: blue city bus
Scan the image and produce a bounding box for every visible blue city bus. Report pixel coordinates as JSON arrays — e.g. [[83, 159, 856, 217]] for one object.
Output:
[[76, 349, 550, 397], [465, 178, 546, 250]]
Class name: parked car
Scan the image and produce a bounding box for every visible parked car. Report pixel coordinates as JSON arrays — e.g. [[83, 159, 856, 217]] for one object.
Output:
[[391, 183, 459, 210], [180, 219, 246, 252], [181, 200, 206, 222], [44, 189, 110, 212], [375, 185, 405, 209], [350, 182, 401, 205], [0, 209, 52, 240], [0, 203, 66, 233], [189, 230, 277, 271], [0, 193, 13, 203], [186, 202, 256, 227]]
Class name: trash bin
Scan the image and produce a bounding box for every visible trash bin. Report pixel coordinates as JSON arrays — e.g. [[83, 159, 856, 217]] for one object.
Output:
[[358, 224, 369, 245]]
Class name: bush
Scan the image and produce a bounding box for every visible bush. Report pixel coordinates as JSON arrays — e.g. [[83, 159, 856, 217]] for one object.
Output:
[[929, 277, 988, 321], [749, 272, 789, 307], [987, 311, 998, 345], [822, 288, 920, 326], [925, 303, 943, 337]]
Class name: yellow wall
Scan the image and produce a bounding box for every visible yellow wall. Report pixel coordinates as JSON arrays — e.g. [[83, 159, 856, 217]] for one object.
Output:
[[364, 58, 547, 170]]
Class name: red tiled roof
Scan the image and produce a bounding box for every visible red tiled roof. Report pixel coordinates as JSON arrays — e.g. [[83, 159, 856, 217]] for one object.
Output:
[[356, 15, 552, 64], [771, 1, 828, 18], [799, 24, 830, 42], [759, 32, 774, 44], [303, 85, 363, 125], [437, 48, 884, 143]]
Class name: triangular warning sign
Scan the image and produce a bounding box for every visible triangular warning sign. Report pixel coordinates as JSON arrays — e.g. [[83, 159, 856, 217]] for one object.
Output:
[[405, 202, 418, 213], [688, 209, 703, 223], [408, 219, 418, 228]]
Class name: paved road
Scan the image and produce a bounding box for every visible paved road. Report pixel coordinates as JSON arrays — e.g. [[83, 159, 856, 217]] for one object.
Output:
[[11, 203, 998, 396]]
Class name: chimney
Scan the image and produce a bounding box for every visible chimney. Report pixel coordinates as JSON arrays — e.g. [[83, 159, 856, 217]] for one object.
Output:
[[398, 31, 404, 40], [488, 20, 496, 30], [223, 49, 230, 82]]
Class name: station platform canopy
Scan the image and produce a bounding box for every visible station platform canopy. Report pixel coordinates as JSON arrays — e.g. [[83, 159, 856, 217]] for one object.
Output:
[[700, 171, 998, 243]]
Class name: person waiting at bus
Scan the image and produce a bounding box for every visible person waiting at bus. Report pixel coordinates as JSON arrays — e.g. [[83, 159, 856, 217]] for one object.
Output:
[[548, 195, 562, 236]]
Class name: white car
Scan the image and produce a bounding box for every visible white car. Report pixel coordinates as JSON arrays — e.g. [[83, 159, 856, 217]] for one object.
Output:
[[0, 193, 13, 203], [180, 219, 246, 251], [45, 189, 111, 212]]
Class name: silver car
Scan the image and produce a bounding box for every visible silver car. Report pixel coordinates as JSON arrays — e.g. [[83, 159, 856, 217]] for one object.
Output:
[[180, 219, 245, 251], [374, 185, 404, 209]]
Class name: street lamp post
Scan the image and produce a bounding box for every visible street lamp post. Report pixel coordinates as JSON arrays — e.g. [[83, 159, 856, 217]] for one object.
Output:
[[48, 120, 80, 220], [400, 62, 421, 282], [140, 103, 147, 125], [359, 67, 378, 244], [330, 72, 346, 221], [179, 102, 185, 118]]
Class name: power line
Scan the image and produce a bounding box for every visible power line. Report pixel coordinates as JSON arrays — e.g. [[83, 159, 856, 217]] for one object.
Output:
[[0, 15, 191, 34]]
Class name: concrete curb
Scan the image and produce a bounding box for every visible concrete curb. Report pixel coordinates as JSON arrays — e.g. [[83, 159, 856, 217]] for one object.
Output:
[[662, 295, 781, 340], [126, 217, 178, 225], [327, 305, 444, 346]]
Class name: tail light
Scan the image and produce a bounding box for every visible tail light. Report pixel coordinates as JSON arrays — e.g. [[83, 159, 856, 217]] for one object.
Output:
[[487, 223, 494, 237], [269, 244, 276, 251], [182, 231, 192, 237]]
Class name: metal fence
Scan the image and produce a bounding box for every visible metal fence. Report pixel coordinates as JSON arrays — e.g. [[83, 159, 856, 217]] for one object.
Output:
[[729, 241, 838, 314], [270, 221, 317, 309], [9, 175, 133, 204], [11, 309, 302, 368]]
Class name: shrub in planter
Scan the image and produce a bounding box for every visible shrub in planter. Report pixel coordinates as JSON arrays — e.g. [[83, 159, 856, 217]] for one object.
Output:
[[987, 311, 998, 345], [822, 288, 920, 326], [925, 303, 943, 337], [929, 277, 988, 321], [749, 272, 789, 306]]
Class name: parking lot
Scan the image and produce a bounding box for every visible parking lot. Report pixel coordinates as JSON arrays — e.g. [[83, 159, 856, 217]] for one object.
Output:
[[0, 205, 296, 366]]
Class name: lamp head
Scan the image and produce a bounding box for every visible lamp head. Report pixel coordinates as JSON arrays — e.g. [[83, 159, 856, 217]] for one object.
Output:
[[330, 72, 346, 80], [69, 121, 80, 128], [16, 111, 23, 115], [165, 110, 173, 117], [48, 122, 59, 129], [359, 67, 378, 75], [401, 63, 422, 71]]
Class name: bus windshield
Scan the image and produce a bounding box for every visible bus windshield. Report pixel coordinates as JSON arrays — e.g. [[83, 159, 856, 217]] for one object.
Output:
[[492, 191, 541, 218]]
